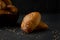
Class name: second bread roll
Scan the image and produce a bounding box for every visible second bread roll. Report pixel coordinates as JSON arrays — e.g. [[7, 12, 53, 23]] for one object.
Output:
[[35, 21, 48, 30]]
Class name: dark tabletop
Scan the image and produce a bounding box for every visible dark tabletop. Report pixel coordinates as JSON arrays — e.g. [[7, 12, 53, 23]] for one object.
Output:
[[0, 13, 60, 40]]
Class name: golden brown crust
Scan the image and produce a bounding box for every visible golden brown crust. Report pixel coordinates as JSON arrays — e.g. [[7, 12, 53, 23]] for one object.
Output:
[[0, 0, 6, 9], [7, 5, 18, 13], [0, 0, 18, 15], [21, 12, 41, 33], [2, 0, 12, 5]]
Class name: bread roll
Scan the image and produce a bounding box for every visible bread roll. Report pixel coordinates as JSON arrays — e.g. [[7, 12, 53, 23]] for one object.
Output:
[[21, 12, 41, 33]]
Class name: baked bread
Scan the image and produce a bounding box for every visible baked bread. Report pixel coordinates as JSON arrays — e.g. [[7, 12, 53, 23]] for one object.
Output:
[[21, 12, 41, 33]]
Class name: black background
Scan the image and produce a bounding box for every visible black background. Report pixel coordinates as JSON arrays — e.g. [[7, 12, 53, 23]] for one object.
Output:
[[12, 0, 60, 14]]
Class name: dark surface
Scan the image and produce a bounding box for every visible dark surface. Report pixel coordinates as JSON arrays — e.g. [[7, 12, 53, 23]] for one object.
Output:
[[0, 13, 60, 40]]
